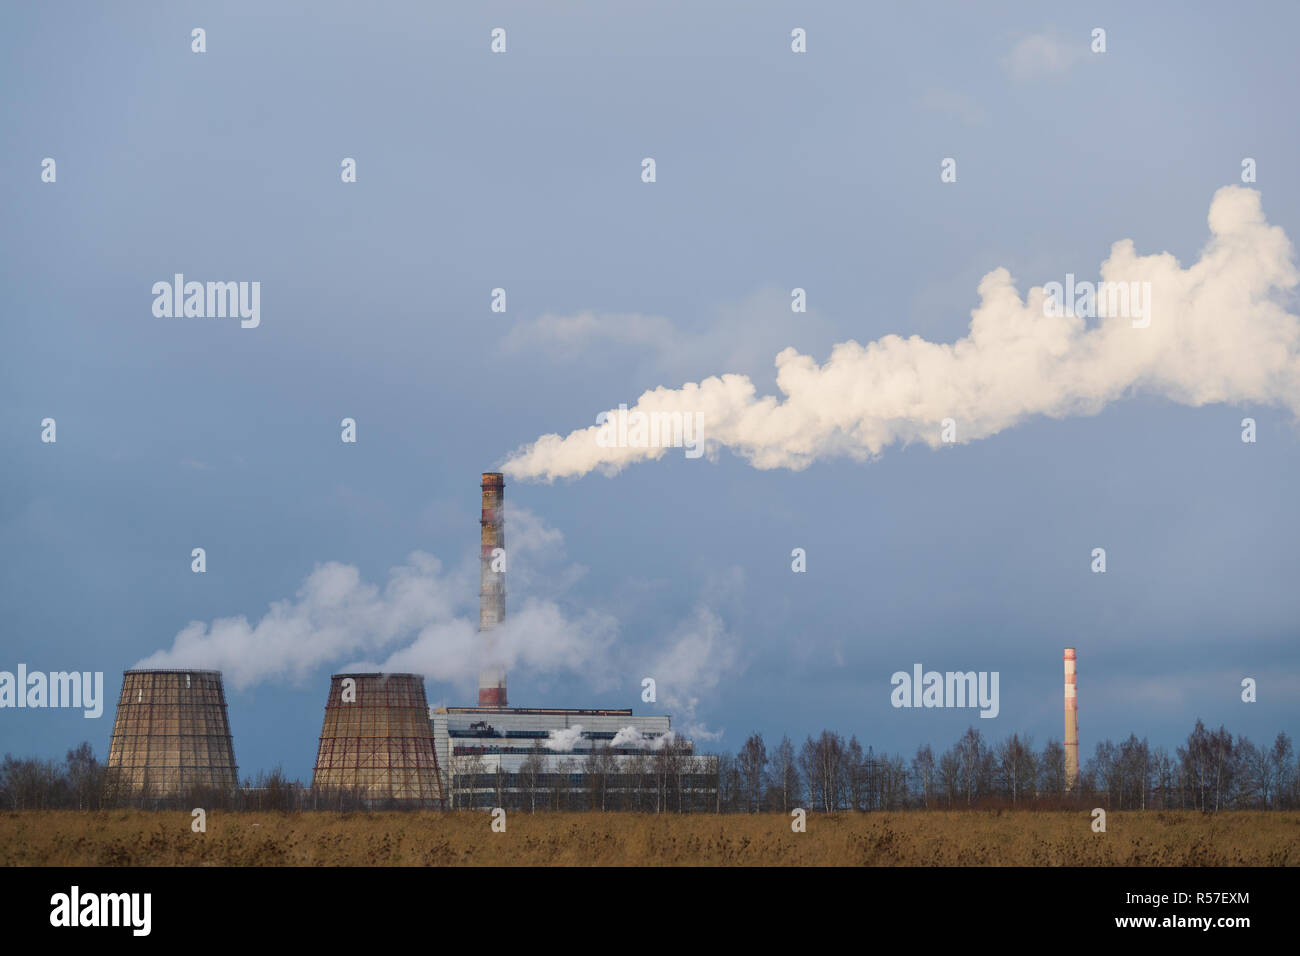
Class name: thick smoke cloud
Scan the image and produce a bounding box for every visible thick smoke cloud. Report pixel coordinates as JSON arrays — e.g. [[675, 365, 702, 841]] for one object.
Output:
[[134, 553, 468, 690], [134, 508, 618, 691], [545, 726, 585, 751], [135, 510, 743, 739], [503, 188, 1299, 481]]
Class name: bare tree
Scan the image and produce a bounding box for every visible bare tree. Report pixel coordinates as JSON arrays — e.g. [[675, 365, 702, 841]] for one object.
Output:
[[1178, 719, 1212, 810], [549, 756, 575, 811], [519, 742, 545, 813], [714, 752, 740, 813], [996, 734, 1036, 805], [1151, 746, 1175, 809], [667, 738, 696, 812], [64, 742, 103, 811], [769, 736, 799, 813], [586, 743, 615, 811], [910, 744, 935, 808], [1040, 739, 1066, 797], [451, 752, 486, 809], [797, 737, 821, 811], [1270, 732, 1294, 810], [1118, 735, 1151, 810], [1208, 725, 1235, 812], [877, 753, 909, 809], [844, 736, 869, 811], [736, 733, 768, 812], [797, 731, 845, 812], [1088, 739, 1120, 809], [957, 727, 985, 806], [937, 747, 961, 808], [493, 760, 508, 810]]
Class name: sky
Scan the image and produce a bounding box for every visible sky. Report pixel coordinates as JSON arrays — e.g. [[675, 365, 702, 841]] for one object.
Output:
[[2, 1, 1298, 781]]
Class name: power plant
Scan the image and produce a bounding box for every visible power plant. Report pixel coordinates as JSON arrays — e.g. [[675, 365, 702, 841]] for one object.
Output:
[[1064, 648, 1079, 790], [92, 472, 712, 811], [312, 672, 444, 808], [92, 483, 1082, 811], [104, 669, 238, 801], [430, 472, 716, 809]]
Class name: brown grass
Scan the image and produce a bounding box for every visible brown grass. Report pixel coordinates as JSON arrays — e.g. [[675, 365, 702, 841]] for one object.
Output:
[[3, 810, 1297, 866]]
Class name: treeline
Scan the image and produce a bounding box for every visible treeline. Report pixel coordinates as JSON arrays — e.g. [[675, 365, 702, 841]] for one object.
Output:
[[1, 743, 105, 811], [0, 745, 311, 812], [5, 718, 1297, 813], [715, 719, 1299, 812]]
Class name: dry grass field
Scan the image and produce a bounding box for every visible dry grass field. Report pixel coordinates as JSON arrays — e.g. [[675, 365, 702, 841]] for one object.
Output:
[[2, 810, 1297, 866]]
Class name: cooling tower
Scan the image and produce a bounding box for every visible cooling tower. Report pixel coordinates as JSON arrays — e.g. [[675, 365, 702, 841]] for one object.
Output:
[[104, 669, 238, 800], [312, 673, 445, 807], [1064, 648, 1079, 790], [478, 471, 508, 707]]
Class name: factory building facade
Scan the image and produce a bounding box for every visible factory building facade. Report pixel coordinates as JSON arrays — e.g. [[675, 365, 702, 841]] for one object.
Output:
[[431, 705, 717, 811]]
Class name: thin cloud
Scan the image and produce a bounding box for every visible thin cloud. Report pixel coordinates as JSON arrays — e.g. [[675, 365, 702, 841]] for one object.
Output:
[[919, 89, 988, 127], [501, 288, 840, 388], [1003, 31, 1086, 81]]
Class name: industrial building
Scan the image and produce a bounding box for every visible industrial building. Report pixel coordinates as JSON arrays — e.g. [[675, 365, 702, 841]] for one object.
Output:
[[431, 705, 715, 810], [312, 672, 444, 808], [104, 669, 239, 802], [430, 473, 717, 810]]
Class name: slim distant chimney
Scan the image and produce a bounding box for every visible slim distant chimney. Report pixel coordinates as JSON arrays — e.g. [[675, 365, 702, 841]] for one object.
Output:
[[478, 473, 508, 707], [1064, 648, 1078, 790]]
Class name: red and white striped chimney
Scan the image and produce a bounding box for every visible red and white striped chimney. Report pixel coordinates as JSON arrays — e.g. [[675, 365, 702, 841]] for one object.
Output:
[[478, 473, 508, 707], [1064, 648, 1078, 790]]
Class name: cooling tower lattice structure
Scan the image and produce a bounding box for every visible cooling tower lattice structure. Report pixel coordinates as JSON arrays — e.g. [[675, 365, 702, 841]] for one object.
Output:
[[105, 669, 239, 800], [312, 673, 445, 807]]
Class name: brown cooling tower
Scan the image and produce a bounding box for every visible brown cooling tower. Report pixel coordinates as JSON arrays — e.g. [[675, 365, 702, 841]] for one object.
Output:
[[1064, 648, 1079, 790], [478, 472, 508, 707], [312, 673, 444, 807], [105, 669, 238, 801]]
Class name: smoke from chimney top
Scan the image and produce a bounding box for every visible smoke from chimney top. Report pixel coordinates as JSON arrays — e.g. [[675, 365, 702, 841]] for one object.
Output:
[[503, 188, 1299, 482]]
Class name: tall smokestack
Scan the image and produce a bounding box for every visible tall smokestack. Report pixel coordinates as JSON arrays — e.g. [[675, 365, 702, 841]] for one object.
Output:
[[1064, 648, 1078, 790], [478, 472, 508, 707]]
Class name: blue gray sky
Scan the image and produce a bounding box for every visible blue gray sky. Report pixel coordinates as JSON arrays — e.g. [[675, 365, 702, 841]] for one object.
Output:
[[3, 1, 1298, 780]]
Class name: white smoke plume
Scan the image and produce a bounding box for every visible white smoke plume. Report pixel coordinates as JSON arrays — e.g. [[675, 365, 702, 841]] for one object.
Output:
[[134, 553, 468, 690], [610, 727, 677, 750], [135, 510, 740, 740], [135, 508, 618, 692], [647, 603, 740, 741], [545, 726, 584, 751], [503, 187, 1299, 482], [609, 727, 644, 748]]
